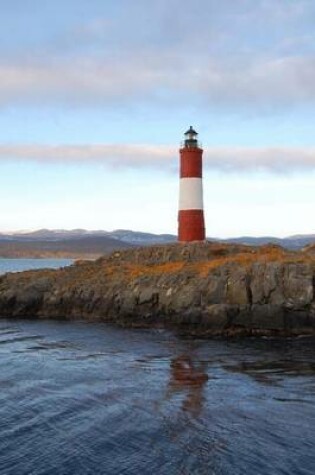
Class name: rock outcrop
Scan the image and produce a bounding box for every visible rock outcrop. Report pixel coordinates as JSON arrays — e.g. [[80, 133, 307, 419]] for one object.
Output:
[[303, 243, 315, 256], [0, 242, 314, 337]]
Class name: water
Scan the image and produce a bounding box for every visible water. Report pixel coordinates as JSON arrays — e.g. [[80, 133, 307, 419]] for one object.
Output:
[[0, 318, 314, 475], [0, 258, 73, 275]]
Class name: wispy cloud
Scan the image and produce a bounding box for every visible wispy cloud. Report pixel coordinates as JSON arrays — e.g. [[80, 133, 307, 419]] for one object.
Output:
[[1, 54, 315, 110], [0, 1, 314, 110], [206, 146, 315, 172], [0, 143, 314, 173]]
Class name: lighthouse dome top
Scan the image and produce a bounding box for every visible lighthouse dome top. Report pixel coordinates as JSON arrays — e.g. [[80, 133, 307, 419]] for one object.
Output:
[[184, 126, 198, 137]]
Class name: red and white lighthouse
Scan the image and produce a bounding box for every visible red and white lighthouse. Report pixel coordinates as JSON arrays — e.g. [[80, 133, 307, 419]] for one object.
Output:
[[178, 126, 206, 242]]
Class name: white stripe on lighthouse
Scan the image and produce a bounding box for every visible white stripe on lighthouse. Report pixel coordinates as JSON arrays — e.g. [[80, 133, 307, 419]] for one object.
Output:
[[179, 178, 204, 211]]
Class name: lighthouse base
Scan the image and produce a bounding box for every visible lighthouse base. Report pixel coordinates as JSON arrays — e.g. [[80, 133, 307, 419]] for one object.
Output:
[[178, 210, 205, 242]]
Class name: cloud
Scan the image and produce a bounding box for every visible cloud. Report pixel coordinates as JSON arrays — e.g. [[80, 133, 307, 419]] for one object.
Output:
[[206, 146, 315, 172], [0, 59, 160, 106], [0, 143, 174, 168], [0, 143, 315, 173], [0, 41, 315, 111], [0, 51, 315, 111], [0, 1, 315, 110]]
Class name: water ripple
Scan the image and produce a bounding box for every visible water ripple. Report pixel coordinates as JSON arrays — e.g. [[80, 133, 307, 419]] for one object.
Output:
[[0, 319, 314, 474]]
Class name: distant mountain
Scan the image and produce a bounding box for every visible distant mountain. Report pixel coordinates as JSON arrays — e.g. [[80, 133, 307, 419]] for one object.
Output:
[[0, 229, 314, 258], [0, 235, 133, 259], [220, 235, 315, 250], [0, 229, 110, 241], [0, 229, 177, 245], [109, 229, 176, 245]]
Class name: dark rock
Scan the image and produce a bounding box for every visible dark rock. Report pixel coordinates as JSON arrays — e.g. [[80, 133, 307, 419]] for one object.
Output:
[[0, 242, 314, 337], [251, 304, 285, 330]]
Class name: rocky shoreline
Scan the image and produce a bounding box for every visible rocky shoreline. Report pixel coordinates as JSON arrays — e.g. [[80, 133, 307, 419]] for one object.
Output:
[[0, 242, 314, 337]]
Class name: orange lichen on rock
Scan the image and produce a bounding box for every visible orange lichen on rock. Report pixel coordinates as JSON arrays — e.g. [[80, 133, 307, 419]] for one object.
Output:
[[91, 243, 315, 281], [189, 246, 314, 277], [123, 261, 185, 278]]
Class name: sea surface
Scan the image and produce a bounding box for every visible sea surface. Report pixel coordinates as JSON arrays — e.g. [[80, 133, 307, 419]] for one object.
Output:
[[0, 258, 73, 275], [0, 263, 315, 474], [0, 322, 315, 474]]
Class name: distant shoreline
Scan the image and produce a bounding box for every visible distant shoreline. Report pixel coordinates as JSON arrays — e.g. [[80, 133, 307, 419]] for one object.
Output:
[[0, 253, 98, 259], [0, 229, 314, 261]]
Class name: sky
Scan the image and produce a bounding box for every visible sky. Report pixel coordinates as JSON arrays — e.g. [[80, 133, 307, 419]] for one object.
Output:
[[0, 0, 315, 237]]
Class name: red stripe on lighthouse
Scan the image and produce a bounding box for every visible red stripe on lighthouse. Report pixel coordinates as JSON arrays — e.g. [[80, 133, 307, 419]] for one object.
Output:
[[178, 210, 205, 241], [180, 149, 202, 178]]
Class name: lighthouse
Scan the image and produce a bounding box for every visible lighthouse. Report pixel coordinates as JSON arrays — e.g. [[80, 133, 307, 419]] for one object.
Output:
[[178, 126, 206, 242]]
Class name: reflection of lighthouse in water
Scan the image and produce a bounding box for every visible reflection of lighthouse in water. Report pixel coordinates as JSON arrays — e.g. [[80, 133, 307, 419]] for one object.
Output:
[[178, 126, 206, 242], [167, 355, 208, 417]]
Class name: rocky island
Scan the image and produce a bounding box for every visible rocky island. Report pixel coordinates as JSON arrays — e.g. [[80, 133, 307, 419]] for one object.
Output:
[[0, 242, 314, 337]]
